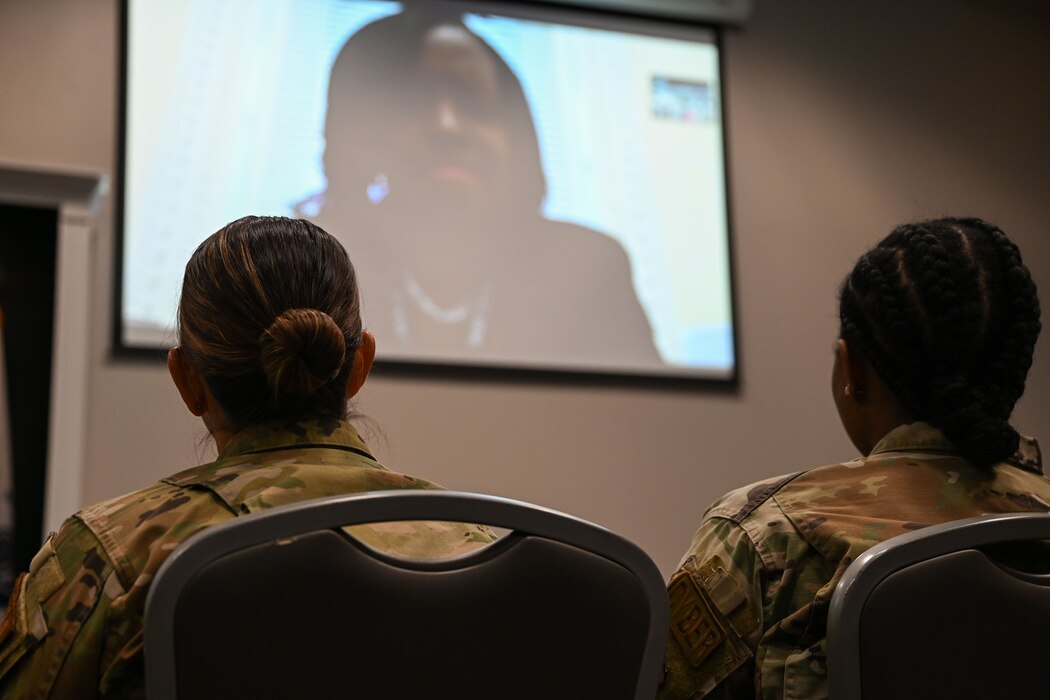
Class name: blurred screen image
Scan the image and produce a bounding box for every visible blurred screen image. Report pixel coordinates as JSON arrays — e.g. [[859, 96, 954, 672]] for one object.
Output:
[[120, 0, 735, 378]]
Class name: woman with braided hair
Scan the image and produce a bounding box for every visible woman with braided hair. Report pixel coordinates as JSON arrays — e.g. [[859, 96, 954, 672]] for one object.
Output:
[[659, 217, 1050, 700], [0, 216, 491, 697]]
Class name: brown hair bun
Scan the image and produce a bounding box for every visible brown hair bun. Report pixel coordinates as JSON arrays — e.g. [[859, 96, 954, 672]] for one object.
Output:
[[259, 308, 347, 399], [180, 217, 362, 428]]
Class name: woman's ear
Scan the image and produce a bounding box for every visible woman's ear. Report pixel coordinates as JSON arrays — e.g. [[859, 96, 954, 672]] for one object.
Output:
[[345, 331, 376, 400], [836, 338, 869, 404], [168, 347, 208, 416]]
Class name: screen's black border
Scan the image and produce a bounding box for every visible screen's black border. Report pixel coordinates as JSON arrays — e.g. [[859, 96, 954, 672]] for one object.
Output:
[[112, 0, 132, 362], [111, 0, 741, 391]]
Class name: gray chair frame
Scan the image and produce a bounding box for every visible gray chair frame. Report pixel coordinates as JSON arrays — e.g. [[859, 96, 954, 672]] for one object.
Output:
[[827, 511, 1050, 699], [144, 489, 669, 699]]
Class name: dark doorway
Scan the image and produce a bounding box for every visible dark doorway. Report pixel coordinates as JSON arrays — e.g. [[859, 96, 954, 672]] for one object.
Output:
[[0, 203, 57, 603]]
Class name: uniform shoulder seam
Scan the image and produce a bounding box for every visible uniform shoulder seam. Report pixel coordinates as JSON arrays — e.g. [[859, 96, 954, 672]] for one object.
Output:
[[74, 482, 189, 590], [709, 471, 804, 525]]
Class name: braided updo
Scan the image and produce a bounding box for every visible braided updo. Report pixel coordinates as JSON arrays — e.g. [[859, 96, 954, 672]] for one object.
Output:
[[839, 217, 1041, 467], [178, 216, 363, 429]]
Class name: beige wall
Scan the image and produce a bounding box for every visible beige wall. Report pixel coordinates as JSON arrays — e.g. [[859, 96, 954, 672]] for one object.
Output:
[[1, 0, 1048, 577]]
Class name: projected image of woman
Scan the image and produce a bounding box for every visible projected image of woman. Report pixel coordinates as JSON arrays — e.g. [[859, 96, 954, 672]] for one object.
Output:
[[301, 8, 660, 368]]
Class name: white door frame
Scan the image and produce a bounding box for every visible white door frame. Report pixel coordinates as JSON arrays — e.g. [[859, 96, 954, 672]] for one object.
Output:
[[0, 161, 108, 538]]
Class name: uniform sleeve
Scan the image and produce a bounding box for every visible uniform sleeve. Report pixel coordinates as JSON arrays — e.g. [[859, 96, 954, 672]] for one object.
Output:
[[0, 518, 122, 699], [658, 516, 765, 700]]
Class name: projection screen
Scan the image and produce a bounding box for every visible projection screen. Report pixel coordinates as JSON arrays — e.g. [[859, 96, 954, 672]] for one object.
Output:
[[118, 0, 737, 380]]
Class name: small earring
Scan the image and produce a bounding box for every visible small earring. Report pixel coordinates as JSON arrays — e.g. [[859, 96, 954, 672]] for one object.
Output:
[[844, 384, 852, 397], [196, 400, 206, 413], [366, 174, 389, 204]]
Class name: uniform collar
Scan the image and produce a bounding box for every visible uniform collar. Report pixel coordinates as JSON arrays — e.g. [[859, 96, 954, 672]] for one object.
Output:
[[217, 416, 376, 462], [870, 421, 1043, 474], [869, 422, 956, 456]]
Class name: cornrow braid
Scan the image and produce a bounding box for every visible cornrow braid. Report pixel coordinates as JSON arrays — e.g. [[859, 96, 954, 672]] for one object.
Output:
[[966, 219, 1042, 412], [839, 250, 925, 417], [839, 218, 1041, 468], [897, 223, 1009, 463]]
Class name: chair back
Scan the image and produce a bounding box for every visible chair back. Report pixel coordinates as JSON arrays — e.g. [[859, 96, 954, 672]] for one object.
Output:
[[827, 512, 1050, 700], [144, 490, 668, 699]]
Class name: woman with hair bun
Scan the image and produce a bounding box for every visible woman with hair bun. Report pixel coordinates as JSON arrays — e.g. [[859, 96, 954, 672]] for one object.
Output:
[[0, 216, 490, 697], [659, 217, 1050, 700]]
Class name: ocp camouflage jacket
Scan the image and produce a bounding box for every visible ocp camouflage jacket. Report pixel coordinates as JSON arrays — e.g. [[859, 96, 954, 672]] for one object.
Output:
[[658, 422, 1050, 700], [0, 418, 491, 699]]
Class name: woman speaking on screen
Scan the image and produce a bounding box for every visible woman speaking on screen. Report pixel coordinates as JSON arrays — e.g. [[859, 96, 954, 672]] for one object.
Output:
[[300, 8, 660, 369]]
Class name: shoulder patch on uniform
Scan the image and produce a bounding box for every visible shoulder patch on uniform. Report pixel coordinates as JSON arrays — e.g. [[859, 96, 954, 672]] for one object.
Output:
[[27, 534, 65, 605], [667, 570, 727, 668]]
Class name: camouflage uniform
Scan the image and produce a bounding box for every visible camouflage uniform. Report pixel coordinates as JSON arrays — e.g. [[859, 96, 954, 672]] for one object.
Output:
[[659, 422, 1050, 700], [0, 418, 492, 699]]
